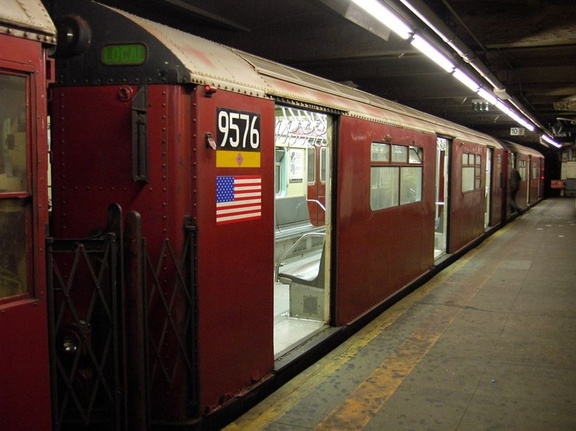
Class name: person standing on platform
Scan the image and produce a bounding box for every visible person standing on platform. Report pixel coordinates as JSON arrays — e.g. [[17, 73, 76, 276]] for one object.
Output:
[[510, 167, 522, 213]]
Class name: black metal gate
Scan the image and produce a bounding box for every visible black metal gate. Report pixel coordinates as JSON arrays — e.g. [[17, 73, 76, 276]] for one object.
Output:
[[47, 207, 198, 430], [47, 233, 122, 431]]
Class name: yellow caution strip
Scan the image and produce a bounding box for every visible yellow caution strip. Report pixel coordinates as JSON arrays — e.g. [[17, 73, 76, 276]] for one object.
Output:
[[313, 308, 454, 431], [224, 301, 413, 430], [225, 227, 511, 430], [314, 229, 511, 430]]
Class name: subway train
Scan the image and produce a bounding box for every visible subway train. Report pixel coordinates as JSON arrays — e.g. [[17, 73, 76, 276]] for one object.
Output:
[[1, 0, 545, 429], [0, 1, 56, 430]]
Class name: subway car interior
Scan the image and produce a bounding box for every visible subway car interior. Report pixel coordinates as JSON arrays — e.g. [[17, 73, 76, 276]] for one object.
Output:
[[273, 107, 331, 355]]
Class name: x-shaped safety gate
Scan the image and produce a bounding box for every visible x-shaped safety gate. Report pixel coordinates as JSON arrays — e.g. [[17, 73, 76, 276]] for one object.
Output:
[[47, 209, 198, 431], [47, 234, 122, 430]]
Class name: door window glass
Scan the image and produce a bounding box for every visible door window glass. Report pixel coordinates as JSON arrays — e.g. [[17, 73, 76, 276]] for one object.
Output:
[[0, 73, 29, 299], [0, 75, 27, 192], [0, 200, 28, 298]]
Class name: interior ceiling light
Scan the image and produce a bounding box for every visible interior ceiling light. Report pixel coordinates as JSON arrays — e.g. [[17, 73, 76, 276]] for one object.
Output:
[[351, 0, 413, 39]]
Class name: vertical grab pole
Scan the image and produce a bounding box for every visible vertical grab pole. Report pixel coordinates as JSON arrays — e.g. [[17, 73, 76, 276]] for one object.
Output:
[[124, 211, 149, 429]]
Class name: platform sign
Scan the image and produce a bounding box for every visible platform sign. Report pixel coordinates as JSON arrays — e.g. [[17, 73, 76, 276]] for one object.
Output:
[[510, 127, 525, 136], [216, 108, 261, 167]]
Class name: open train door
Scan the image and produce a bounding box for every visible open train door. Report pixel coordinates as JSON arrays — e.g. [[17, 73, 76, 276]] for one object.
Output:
[[273, 106, 332, 357], [484, 147, 493, 228], [435, 137, 450, 259]]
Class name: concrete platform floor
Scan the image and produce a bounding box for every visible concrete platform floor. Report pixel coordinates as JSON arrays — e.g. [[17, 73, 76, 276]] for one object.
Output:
[[224, 198, 576, 430]]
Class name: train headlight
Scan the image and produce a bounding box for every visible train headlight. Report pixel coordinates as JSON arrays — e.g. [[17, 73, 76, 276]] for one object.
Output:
[[55, 15, 92, 57]]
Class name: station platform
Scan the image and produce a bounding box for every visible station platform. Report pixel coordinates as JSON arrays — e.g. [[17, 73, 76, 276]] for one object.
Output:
[[224, 197, 576, 430]]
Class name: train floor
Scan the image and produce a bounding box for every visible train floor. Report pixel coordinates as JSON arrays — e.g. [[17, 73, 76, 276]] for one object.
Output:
[[224, 197, 576, 430]]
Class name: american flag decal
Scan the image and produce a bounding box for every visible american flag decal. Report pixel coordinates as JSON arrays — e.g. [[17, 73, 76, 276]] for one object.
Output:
[[216, 175, 262, 224]]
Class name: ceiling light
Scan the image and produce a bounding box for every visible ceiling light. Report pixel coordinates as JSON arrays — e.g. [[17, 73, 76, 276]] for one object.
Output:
[[351, 0, 413, 40], [477, 88, 498, 105], [452, 68, 480, 93], [410, 34, 455, 72], [541, 134, 562, 148], [495, 101, 535, 131]]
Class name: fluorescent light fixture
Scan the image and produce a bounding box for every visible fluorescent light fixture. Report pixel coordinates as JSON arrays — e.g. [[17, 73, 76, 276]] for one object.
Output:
[[542, 134, 562, 148], [477, 88, 498, 105], [397, 0, 469, 57], [351, 0, 412, 40], [507, 110, 533, 130], [411, 34, 455, 72], [452, 68, 480, 93], [495, 100, 513, 116], [496, 100, 536, 132]]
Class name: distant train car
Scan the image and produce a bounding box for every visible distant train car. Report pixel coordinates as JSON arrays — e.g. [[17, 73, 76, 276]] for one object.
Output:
[[0, 1, 56, 430], [503, 141, 545, 212], [48, 1, 543, 429]]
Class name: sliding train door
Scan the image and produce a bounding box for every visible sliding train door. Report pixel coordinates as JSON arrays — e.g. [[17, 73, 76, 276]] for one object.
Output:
[[435, 137, 450, 259], [273, 106, 332, 357], [484, 147, 493, 228]]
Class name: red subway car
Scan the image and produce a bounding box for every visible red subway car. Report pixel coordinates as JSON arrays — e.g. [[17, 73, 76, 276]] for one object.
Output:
[[0, 1, 56, 430], [47, 1, 543, 429]]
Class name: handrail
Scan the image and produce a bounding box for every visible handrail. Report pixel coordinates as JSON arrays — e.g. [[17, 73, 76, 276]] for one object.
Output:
[[306, 199, 326, 212], [275, 232, 325, 282]]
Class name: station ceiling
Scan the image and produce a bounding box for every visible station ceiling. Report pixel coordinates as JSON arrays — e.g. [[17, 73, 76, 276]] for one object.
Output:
[[92, 0, 576, 151]]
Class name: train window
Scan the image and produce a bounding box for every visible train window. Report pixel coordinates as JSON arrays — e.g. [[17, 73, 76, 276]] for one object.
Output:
[[275, 147, 287, 196], [0, 75, 27, 192], [320, 147, 327, 183], [462, 152, 482, 192], [409, 146, 423, 164], [370, 142, 423, 210], [400, 167, 423, 204], [307, 148, 315, 184], [0, 73, 30, 300], [518, 159, 527, 181], [371, 167, 399, 210], [392, 145, 408, 163], [371, 143, 390, 162], [0, 200, 28, 299]]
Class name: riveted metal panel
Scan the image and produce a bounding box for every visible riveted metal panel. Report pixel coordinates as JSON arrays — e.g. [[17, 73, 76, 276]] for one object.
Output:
[[114, 7, 268, 96], [0, 0, 56, 44]]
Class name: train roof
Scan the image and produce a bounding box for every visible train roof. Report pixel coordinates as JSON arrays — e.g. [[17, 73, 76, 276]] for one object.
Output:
[[118, 6, 500, 148], [501, 141, 544, 158], [1, 0, 56, 45], [57, 1, 502, 149]]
